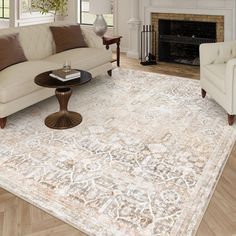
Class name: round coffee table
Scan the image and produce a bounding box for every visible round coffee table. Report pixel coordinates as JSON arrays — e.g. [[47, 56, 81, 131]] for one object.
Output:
[[34, 70, 92, 129]]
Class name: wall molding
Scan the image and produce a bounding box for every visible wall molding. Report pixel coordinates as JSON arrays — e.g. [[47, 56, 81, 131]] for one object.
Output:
[[140, 0, 236, 41]]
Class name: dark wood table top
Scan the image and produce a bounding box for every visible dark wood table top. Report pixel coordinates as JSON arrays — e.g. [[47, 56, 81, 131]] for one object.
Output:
[[34, 70, 92, 89], [102, 36, 122, 45]]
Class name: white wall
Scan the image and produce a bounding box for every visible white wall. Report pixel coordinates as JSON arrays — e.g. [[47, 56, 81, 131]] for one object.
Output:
[[0, 20, 9, 29], [66, 0, 78, 23], [115, 0, 132, 52]]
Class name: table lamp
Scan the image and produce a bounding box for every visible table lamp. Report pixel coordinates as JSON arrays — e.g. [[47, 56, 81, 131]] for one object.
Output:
[[89, 0, 111, 37]]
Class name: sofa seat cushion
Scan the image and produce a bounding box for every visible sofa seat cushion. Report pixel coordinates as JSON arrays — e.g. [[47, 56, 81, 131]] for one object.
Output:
[[45, 48, 112, 71], [203, 63, 226, 93], [0, 60, 60, 103]]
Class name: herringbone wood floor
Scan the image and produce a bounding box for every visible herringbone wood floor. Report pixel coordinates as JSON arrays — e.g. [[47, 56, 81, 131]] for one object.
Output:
[[0, 188, 86, 236], [0, 55, 235, 236]]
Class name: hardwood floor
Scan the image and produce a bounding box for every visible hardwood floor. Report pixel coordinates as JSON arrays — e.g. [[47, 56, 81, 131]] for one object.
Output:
[[0, 55, 235, 236], [120, 53, 200, 80], [0, 188, 86, 236], [196, 144, 236, 236]]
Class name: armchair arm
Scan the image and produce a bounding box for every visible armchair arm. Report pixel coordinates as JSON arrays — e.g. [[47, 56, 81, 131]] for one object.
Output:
[[81, 27, 104, 49], [200, 41, 236, 66]]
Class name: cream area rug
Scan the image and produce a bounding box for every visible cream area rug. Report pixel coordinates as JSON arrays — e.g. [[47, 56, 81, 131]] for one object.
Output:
[[0, 69, 235, 236]]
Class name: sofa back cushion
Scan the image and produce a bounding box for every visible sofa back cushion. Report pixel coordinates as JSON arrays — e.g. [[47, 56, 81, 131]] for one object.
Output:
[[0, 33, 27, 71], [50, 25, 88, 53], [0, 23, 101, 62], [0, 23, 55, 60]]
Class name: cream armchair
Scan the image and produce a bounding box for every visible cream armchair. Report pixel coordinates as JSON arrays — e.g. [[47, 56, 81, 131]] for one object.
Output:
[[200, 41, 236, 125]]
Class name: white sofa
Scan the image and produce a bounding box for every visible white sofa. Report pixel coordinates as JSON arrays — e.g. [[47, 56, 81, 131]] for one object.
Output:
[[0, 23, 112, 128], [200, 41, 236, 125]]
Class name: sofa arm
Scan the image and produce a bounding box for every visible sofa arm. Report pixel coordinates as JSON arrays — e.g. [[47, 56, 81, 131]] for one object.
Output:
[[200, 41, 236, 66], [81, 27, 104, 49], [225, 58, 236, 113]]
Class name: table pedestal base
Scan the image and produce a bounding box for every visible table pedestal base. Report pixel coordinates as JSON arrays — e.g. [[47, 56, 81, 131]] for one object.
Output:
[[45, 111, 82, 129], [45, 87, 82, 129]]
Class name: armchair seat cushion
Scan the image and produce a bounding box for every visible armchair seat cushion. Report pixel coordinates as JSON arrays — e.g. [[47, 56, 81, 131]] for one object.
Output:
[[203, 63, 226, 93], [45, 48, 112, 71], [0, 60, 60, 103]]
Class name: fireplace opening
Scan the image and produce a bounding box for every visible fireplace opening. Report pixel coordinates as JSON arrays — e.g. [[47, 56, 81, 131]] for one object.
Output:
[[158, 19, 217, 66]]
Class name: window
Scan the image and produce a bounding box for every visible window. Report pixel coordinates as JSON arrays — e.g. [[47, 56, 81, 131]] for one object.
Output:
[[0, 0, 10, 19], [21, 0, 33, 14], [78, 0, 114, 27]]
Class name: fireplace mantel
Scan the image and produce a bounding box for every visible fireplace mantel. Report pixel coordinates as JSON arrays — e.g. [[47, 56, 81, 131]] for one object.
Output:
[[127, 0, 236, 58]]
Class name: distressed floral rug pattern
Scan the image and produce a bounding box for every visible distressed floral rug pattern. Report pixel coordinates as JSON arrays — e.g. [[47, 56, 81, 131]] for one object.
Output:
[[0, 69, 235, 236]]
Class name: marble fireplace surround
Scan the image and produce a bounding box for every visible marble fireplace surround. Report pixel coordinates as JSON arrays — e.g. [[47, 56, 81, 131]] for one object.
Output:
[[127, 0, 236, 58]]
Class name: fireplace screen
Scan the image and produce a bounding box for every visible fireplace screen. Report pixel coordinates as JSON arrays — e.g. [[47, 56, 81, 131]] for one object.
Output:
[[158, 19, 217, 66]]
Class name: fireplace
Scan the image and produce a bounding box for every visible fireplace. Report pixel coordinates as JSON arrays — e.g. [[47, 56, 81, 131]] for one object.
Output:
[[151, 13, 224, 66], [158, 19, 216, 65]]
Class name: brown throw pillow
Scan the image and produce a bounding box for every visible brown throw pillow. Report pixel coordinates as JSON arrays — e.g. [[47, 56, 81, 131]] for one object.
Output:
[[50, 25, 88, 53], [0, 33, 27, 71]]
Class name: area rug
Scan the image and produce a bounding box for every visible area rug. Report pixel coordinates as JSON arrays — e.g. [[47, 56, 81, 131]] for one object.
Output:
[[0, 68, 235, 236]]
